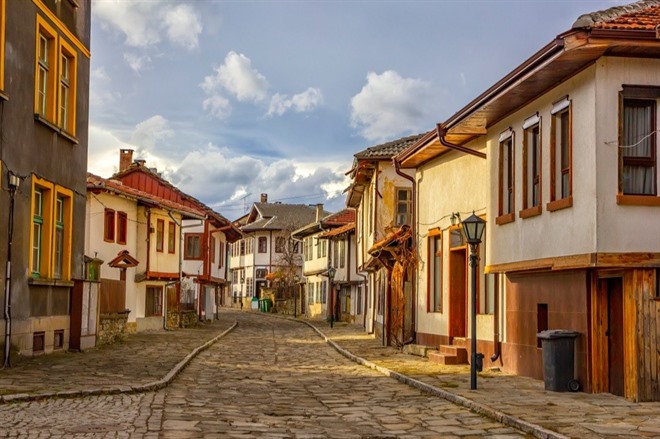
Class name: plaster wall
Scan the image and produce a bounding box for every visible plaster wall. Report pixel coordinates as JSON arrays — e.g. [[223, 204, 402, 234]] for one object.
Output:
[[488, 64, 599, 265], [414, 143, 489, 342], [148, 210, 181, 273], [594, 57, 660, 253]]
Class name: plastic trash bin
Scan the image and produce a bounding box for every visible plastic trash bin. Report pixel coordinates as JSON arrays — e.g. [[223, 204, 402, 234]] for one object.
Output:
[[251, 297, 259, 310], [537, 329, 580, 392], [263, 298, 272, 312]]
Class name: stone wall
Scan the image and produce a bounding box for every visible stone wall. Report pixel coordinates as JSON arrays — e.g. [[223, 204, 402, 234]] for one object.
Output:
[[97, 312, 129, 346], [166, 310, 198, 329]]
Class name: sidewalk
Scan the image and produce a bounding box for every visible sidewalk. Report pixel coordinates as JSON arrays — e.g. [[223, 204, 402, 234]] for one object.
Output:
[[0, 310, 658, 439], [302, 317, 660, 439]]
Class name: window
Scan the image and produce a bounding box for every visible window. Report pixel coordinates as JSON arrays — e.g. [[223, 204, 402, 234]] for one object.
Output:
[[36, 18, 57, 121], [258, 236, 267, 253], [339, 240, 346, 268], [218, 241, 224, 268], [58, 39, 77, 134], [256, 268, 268, 279], [53, 329, 64, 350], [549, 97, 572, 211], [396, 188, 412, 226], [103, 209, 115, 242], [240, 240, 245, 255], [497, 129, 515, 224], [184, 234, 202, 260], [275, 236, 286, 253], [321, 281, 327, 304], [54, 197, 64, 279], [210, 236, 216, 263], [522, 113, 542, 217], [30, 178, 72, 280], [156, 219, 164, 252], [620, 88, 658, 198], [167, 221, 175, 253], [146, 286, 163, 316], [428, 233, 442, 313], [117, 212, 127, 245], [316, 238, 326, 258]]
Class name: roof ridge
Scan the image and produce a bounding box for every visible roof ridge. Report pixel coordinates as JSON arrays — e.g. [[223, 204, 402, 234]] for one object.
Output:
[[572, 0, 660, 29]]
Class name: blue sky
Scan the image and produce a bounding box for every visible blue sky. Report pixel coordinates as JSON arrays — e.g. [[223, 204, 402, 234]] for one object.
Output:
[[88, 0, 628, 218]]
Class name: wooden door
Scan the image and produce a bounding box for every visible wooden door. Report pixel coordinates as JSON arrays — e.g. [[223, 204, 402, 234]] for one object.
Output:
[[607, 277, 625, 397], [449, 248, 467, 339]]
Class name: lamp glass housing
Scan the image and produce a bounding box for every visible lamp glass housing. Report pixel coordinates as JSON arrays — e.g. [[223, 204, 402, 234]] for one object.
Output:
[[461, 213, 486, 245]]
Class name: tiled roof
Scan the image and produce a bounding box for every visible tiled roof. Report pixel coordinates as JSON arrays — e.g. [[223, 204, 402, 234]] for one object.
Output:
[[354, 133, 428, 160], [318, 222, 355, 239], [573, 0, 660, 30], [322, 208, 356, 226], [87, 173, 204, 218], [242, 203, 332, 232], [368, 225, 411, 255]]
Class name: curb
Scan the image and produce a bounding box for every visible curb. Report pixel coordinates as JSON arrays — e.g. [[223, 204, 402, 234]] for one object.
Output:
[[301, 320, 568, 439], [0, 321, 238, 405]]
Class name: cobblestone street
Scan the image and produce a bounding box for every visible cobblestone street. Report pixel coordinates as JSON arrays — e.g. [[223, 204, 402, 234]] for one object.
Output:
[[0, 311, 525, 438]]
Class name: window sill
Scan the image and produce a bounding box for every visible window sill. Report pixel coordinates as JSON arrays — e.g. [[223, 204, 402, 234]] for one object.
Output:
[[519, 205, 542, 219], [495, 213, 515, 225], [34, 114, 79, 144], [28, 277, 74, 287], [547, 196, 573, 212], [0, 90, 8, 102], [616, 194, 660, 207]]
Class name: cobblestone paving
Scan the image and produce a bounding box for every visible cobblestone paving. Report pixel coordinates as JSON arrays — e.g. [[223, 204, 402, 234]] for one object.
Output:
[[160, 311, 526, 438]]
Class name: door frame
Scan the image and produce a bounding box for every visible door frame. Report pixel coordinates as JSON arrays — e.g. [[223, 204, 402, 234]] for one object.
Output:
[[448, 246, 468, 341]]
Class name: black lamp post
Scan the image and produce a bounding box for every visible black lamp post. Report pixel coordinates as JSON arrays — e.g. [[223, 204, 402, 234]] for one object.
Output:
[[327, 266, 336, 328], [461, 212, 486, 390], [293, 275, 300, 318]]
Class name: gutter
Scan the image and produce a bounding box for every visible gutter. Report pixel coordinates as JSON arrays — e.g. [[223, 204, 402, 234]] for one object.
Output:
[[436, 124, 487, 160], [393, 159, 417, 345]]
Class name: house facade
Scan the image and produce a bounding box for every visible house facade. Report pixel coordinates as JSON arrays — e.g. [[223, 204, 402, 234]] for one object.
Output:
[[0, 0, 91, 356], [346, 135, 421, 345], [395, 131, 491, 366], [419, 2, 660, 401], [229, 194, 326, 309]]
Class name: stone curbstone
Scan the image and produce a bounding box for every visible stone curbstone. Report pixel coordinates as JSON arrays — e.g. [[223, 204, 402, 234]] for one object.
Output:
[[302, 320, 568, 439], [0, 320, 239, 405]]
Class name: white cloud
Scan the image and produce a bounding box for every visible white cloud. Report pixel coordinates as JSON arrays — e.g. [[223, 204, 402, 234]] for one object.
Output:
[[203, 95, 232, 120], [93, 0, 202, 50], [91, 67, 109, 81], [350, 70, 435, 142], [130, 115, 175, 152], [123, 53, 152, 73], [201, 51, 269, 102], [267, 87, 323, 117]]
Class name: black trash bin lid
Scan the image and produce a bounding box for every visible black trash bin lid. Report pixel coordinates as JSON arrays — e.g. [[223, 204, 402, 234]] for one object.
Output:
[[536, 329, 580, 340]]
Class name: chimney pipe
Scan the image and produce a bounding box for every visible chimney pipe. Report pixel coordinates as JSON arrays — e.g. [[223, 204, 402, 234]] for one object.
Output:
[[260, 193, 268, 203], [119, 149, 134, 172], [316, 203, 324, 222]]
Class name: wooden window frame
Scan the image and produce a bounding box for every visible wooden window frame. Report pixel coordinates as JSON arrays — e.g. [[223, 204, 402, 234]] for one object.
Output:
[[35, 16, 58, 123], [184, 233, 203, 260], [167, 221, 175, 254], [548, 98, 573, 212], [210, 236, 216, 264], [116, 211, 127, 245], [276, 236, 286, 253], [617, 86, 659, 205], [30, 178, 72, 280], [497, 130, 516, 225], [103, 208, 115, 243], [395, 187, 412, 226], [427, 229, 442, 313], [521, 115, 542, 219], [58, 38, 77, 135], [258, 236, 267, 253], [155, 219, 164, 252], [218, 241, 224, 268]]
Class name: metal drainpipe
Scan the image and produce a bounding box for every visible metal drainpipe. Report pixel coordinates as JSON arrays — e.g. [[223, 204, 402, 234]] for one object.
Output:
[[3, 172, 19, 368], [491, 277, 501, 362], [394, 159, 417, 346]]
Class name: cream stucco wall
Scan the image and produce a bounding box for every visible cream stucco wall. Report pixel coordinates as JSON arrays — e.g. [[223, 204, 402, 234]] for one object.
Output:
[[594, 57, 660, 253], [414, 143, 489, 341]]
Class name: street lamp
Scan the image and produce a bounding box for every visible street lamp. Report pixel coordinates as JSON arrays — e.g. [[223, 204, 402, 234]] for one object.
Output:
[[327, 266, 336, 328], [293, 274, 300, 318], [461, 212, 486, 390]]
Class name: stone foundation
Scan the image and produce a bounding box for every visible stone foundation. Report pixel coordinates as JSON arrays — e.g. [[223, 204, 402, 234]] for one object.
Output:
[[167, 310, 198, 329], [97, 312, 129, 346]]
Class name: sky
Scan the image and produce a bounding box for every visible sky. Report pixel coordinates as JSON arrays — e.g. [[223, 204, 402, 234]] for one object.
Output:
[[88, 0, 629, 219]]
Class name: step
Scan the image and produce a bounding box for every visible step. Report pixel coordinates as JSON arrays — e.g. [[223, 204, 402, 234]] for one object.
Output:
[[427, 350, 466, 365], [402, 344, 435, 357], [451, 337, 468, 349]]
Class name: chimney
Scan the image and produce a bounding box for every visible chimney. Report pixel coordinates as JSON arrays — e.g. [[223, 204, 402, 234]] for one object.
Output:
[[260, 193, 268, 203], [119, 149, 134, 171], [136, 159, 146, 167], [316, 203, 324, 222]]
